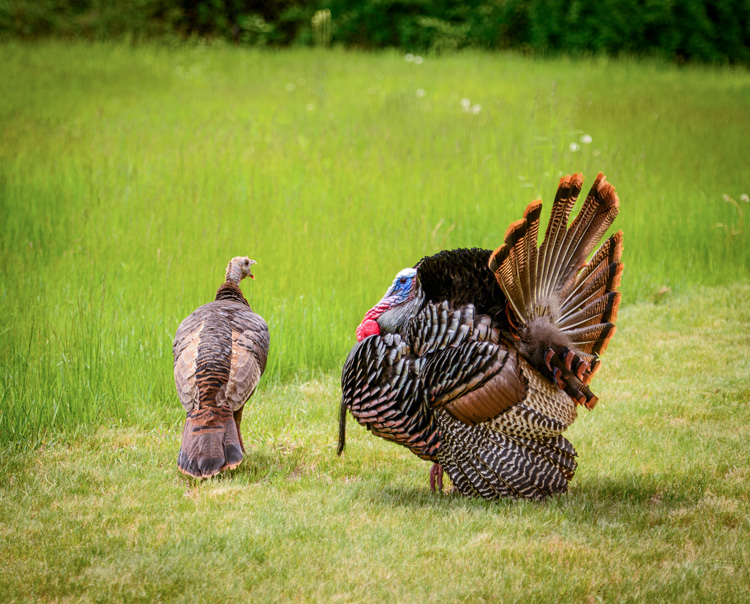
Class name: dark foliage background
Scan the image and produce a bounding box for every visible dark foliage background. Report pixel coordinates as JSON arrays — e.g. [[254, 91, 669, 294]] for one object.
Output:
[[1, 0, 749, 62]]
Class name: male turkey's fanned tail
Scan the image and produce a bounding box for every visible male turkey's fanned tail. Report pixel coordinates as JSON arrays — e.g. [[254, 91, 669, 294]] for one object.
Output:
[[177, 405, 243, 478], [488, 173, 623, 405]]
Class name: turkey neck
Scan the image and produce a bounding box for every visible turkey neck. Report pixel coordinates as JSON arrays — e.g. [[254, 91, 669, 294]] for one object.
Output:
[[378, 287, 425, 338], [215, 282, 250, 306]]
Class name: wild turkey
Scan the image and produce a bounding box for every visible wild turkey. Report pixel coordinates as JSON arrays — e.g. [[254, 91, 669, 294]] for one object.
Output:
[[173, 256, 270, 479], [338, 173, 622, 500]]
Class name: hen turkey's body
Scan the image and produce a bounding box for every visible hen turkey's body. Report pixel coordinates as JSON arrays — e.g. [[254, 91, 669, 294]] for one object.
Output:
[[339, 173, 622, 500], [174, 260, 269, 479]]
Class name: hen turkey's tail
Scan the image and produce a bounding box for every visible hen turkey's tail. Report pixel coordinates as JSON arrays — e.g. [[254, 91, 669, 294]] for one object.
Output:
[[177, 405, 243, 478], [489, 173, 623, 407]]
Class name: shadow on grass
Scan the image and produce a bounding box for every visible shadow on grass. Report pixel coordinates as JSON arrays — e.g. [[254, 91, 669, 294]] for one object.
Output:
[[364, 469, 708, 518], [368, 482, 522, 512]]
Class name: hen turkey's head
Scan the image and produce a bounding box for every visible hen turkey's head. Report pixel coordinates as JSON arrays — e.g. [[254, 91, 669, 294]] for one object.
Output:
[[356, 267, 422, 342], [225, 256, 257, 285]]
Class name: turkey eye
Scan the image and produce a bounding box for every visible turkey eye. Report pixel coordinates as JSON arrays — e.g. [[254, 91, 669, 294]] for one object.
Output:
[[399, 277, 407, 284]]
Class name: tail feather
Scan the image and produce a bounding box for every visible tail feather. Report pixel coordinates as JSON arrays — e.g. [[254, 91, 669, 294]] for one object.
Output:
[[537, 173, 582, 301], [553, 175, 616, 286], [523, 201, 543, 315], [561, 260, 624, 319], [563, 323, 617, 355], [558, 291, 621, 331], [178, 405, 243, 478], [488, 173, 623, 406], [581, 229, 623, 279], [496, 218, 528, 319]]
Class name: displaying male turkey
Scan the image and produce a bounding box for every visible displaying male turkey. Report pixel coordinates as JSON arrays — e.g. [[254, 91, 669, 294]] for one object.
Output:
[[338, 173, 623, 500], [173, 256, 270, 479]]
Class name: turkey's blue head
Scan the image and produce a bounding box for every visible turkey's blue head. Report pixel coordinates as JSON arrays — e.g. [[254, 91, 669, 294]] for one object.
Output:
[[356, 267, 423, 341]]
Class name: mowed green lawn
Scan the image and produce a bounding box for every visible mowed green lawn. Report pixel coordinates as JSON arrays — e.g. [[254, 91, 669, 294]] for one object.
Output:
[[1, 285, 749, 602], [0, 42, 749, 602]]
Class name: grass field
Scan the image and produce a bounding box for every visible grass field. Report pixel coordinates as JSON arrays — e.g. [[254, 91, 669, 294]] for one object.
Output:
[[1, 284, 748, 602], [0, 41, 749, 602], [1, 41, 748, 444]]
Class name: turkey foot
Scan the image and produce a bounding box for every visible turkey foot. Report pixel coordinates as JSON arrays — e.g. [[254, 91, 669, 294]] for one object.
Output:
[[430, 463, 444, 493]]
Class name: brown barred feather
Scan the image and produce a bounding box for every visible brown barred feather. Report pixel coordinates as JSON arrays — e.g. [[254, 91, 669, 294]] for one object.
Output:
[[561, 262, 624, 316], [505, 218, 531, 313], [556, 176, 620, 289], [522, 200, 543, 315], [558, 291, 621, 330], [497, 224, 526, 319], [540, 173, 583, 300], [591, 324, 618, 356], [561, 231, 623, 301], [178, 405, 242, 478], [564, 323, 617, 355]]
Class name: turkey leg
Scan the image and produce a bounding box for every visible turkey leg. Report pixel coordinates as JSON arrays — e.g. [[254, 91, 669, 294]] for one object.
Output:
[[430, 463, 444, 493]]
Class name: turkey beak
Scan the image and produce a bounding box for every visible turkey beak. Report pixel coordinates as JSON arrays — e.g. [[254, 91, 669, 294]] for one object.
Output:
[[248, 259, 257, 280]]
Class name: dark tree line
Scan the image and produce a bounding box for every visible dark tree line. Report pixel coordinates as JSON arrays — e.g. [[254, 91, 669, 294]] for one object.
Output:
[[2, 0, 749, 63]]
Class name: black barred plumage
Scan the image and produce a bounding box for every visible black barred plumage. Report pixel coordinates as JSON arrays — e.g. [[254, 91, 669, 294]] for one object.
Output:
[[173, 256, 270, 479], [340, 334, 441, 461], [340, 173, 623, 500]]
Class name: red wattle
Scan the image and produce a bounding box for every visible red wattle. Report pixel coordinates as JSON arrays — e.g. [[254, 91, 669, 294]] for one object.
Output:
[[356, 319, 380, 342]]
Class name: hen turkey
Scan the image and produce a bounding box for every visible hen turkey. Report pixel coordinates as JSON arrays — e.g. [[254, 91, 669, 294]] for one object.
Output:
[[173, 256, 270, 479], [338, 173, 622, 500]]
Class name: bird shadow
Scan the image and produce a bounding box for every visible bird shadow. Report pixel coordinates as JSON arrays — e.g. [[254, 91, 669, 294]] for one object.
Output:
[[365, 471, 700, 520]]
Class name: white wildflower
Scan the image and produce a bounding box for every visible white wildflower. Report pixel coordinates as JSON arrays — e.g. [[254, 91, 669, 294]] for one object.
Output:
[[404, 53, 414, 62], [570, 142, 580, 152], [460, 98, 471, 111], [286, 83, 295, 92], [306, 103, 315, 111], [581, 134, 593, 144], [414, 56, 424, 64], [471, 104, 482, 115], [416, 88, 426, 98]]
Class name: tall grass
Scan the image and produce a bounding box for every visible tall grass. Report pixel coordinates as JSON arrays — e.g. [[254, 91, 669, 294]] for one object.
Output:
[[1, 41, 748, 444]]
